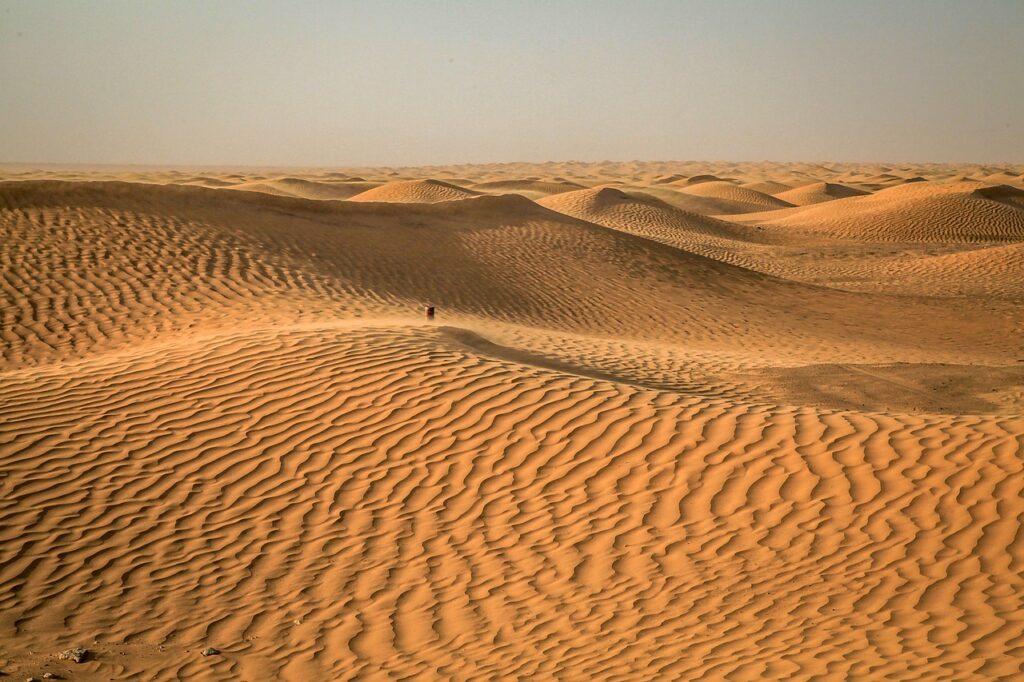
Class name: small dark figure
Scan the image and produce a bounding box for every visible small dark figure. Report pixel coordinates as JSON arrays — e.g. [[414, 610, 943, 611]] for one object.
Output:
[[425, 305, 435, 320]]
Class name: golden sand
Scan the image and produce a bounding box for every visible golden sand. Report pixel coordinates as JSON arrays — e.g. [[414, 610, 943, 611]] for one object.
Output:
[[1, 161, 1023, 680]]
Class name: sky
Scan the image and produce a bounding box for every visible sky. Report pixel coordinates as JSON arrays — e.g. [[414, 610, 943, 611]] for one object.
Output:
[[1, 0, 1022, 166]]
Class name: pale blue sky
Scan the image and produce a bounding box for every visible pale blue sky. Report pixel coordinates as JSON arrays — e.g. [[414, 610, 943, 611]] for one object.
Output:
[[1, 0, 1022, 166]]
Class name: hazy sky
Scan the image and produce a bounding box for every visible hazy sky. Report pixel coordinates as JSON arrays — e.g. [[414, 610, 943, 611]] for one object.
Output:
[[2, 0, 1022, 166]]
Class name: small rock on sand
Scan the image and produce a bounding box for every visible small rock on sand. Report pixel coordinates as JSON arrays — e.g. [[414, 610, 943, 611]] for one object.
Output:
[[201, 647, 220, 656], [58, 647, 89, 663]]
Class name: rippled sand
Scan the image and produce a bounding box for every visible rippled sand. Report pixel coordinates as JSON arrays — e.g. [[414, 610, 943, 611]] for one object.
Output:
[[2, 161, 1023, 680]]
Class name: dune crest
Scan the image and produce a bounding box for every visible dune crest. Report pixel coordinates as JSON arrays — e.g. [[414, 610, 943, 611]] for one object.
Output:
[[348, 178, 480, 203], [774, 181, 870, 205], [677, 180, 795, 213]]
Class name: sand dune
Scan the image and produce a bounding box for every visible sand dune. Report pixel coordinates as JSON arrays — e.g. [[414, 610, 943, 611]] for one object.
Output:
[[538, 186, 772, 255], [228, 177, 381, 200], [678, 180, 795, 213], [348, 179, 481, 203], [4, 322, 1022, 680], [651, 173, 687, 184], [678, 173, 723, 185], [2, 162, 1024, 681], [740, 179, 794, 194], [470, 178, 584, 198], [734, 181, 1024, 242], [0, 180, 896, 366], [601, 184, 782, 217], [796, 242, 1024, 299], [774, 181, 870, 205]]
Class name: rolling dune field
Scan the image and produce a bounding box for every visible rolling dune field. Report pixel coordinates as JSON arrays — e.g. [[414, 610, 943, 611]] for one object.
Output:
[[2, 161, 1023, 680]]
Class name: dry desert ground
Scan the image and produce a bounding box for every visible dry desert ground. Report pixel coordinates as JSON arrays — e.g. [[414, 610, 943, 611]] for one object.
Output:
[[1, 160, 1024, 680]]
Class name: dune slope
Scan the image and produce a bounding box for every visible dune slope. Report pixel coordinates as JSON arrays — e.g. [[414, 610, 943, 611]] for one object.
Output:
[[679, 180, 795, 212], [737, 182, 1024, 242], [347, 179, 480, 203], [538, 186, 763, 244], [2, 166, 1024, 681], [3, 323, 1022, 680], [774, 181, 870, 205]]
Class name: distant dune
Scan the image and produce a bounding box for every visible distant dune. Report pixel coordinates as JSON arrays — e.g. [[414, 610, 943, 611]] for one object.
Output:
[[678, 179, 795, 212], [348, 178, 480, 203], [734, 181, 1024, 242], [539, 185, 770, 253], [470, 178, 584, 198], [773, 181, 869, 205], [740, 179, 794, 194], [678, 173, 722, 185], [1, 161, 1023, 681], [228, 176, 381, 200], [602, 184, 775, 217]]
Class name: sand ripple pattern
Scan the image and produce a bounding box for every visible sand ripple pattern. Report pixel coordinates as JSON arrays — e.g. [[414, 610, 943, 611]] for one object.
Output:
[[742, 182, 1024, 243], [2, 325, 1022, 680]]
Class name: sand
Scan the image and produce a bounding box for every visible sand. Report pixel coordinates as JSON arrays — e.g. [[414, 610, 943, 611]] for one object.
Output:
[[1, 161, 1023, 680]]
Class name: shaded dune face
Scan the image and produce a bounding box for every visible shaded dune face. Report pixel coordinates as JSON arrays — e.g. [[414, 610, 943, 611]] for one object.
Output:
[[1, 162, 1024, 681]]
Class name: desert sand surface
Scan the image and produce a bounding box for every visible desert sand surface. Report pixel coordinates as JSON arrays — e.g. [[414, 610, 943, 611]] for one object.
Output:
[[1, 160, 1024, 680]]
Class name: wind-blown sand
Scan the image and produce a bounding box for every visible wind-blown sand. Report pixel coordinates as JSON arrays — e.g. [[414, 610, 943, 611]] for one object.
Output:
[[1, 161, 1023, 680]]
